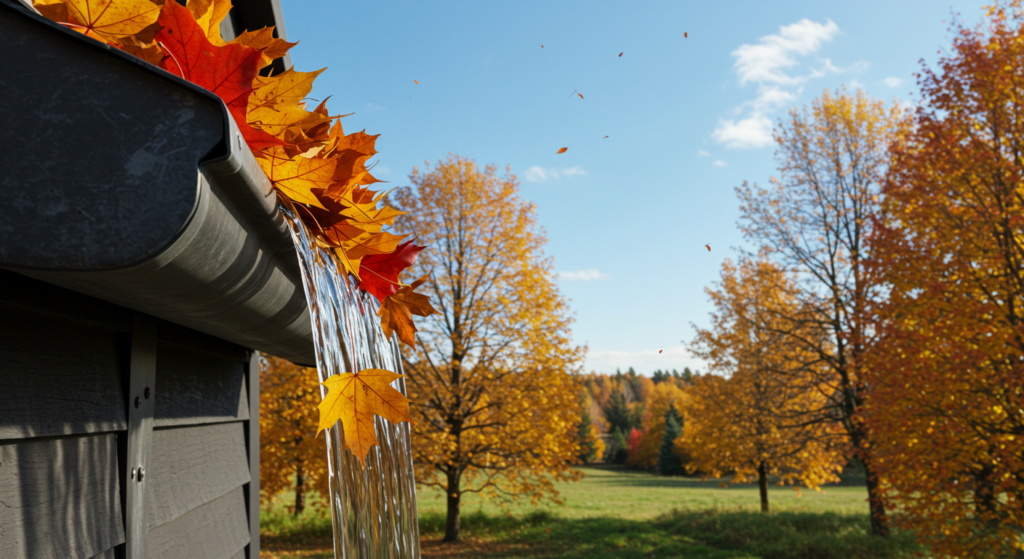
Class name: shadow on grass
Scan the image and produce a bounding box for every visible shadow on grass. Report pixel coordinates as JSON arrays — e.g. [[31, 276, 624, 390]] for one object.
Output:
[[419, 509, 923, 559]]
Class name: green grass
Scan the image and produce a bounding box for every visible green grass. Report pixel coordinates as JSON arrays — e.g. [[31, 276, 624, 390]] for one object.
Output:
[[263, 465, 925, 559]]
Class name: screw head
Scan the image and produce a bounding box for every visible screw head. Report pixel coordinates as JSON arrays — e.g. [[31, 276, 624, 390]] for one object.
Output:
[[131, 468, 136, 480], [144, 387, 151, 399], [134, 397, 140, 409], [137, 467, 145, 482]]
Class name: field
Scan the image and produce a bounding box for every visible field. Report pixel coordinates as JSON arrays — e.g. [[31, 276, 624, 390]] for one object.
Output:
[[261, 465, 923, 558]]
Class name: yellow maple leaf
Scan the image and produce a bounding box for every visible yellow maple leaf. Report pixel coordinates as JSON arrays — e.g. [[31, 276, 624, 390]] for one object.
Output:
[[258, 147, 336, 209], [249, 69, 325, 113], [186, 0, 232, 45], [379, 275, 438, 346], [229, 26, 298, 69], [316, 368, 414, 464], [64, 0, 161, 41]]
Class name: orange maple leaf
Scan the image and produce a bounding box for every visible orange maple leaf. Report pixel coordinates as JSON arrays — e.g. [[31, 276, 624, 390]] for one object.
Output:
[[316, 368, 414, 464], [684, 32, 688, 38], [379, 275, 438, 346], [414, 79, 420, 84], [258, 147, 336, 209], [557, 147, 568, 154], [705, 244, 711, 251], [63, 0, 161, 42]]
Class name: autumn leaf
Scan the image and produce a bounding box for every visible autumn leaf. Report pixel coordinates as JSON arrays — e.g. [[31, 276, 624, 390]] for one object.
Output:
[[577, 93, 584, 99], [556, 147, 567, 154], [249, 69, 326, 113], [603, 135, 609, 138], [705, 244, 710, 251], [186, 0, 232, 45], [684, 32, 688, 38], [414, 79, 419, 84], [360, 241, 425, 303], [155, 0, 284, 151], [258, 146, 337, 209], [541, 44, 544, 47], [618, 52, 623, 57], [229, 26, 297, 69], [379, 275, 438, 346], [316, 368, 414, 464], [64, 0, 160, 42]]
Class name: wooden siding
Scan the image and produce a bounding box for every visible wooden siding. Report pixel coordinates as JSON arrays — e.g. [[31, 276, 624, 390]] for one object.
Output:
[[147, 487, 250, 559], [0, 435, 125, 559]]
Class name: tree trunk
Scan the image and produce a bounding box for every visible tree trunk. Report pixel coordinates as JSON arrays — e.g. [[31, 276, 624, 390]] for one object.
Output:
[[294, 462, 305, 516], [758, 461, 769, 513], [860, 450, 890, 536], [444, 468, 461, 542]]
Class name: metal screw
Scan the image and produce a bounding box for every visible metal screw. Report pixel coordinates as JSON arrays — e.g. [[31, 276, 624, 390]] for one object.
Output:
[[131, 468, 136, 480], [136, 467, 145, 482], [144, 387, 151, 399], [134, 397, 140, 409]]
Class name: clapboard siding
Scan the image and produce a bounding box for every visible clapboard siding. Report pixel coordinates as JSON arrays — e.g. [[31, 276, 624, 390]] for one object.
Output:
[[154, 344, 249, 428], [0, 434, 125, 559], [148, 422, 250, 528], [88, 547, 117, 559], [0, 269, 133, 333], [229, 547, 247, 559], [0, 305, 127, 441], [147, 486, 250, 559]]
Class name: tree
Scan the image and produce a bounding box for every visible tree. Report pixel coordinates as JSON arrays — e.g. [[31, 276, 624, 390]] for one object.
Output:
[[735, 87, 905, 534], [259, 355, 328, 515], [683, 258, 846, 513], [394, 154, 585, 542], [865, 3, 1024, 554], [658, 406, 685, 476], [626, 382, 686, 470], [611, 427, 629, 464], [576, 405, 604, 464]]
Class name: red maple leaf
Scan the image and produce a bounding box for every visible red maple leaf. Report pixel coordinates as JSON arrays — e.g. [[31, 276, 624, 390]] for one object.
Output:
[[155, 1, 284, 150], [360, 241, 425, 303]]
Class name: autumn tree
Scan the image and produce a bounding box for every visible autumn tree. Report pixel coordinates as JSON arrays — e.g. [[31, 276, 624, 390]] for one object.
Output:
[[735, 88, 905, 533], [683, 258, 847, 513], [260, 355, 328, 514], [657, 406, 685, 476], [393, 154, 585, 542], [865, 3, 1024, 554], [626, 382, 687, 470]]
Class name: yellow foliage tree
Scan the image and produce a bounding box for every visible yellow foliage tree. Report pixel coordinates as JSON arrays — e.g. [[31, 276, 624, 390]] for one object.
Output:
[[259, 355, 328, 514], [393, 154, 586, 542], [626, 382, 687, 470], [735, 87, 906, 533], [682, 258, 847, 512]]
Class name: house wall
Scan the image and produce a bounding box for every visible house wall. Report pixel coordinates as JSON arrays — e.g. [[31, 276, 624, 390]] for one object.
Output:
[[0, 269, 260, 559]]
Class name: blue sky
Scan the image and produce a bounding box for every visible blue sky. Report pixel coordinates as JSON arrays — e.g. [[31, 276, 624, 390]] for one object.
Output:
[[279, 0, 990, 375]]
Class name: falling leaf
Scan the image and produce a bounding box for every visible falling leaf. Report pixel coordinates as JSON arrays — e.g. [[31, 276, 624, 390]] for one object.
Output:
[[705, 244, 711, 251], [659, 349, 663, 354], [557, 147, 567, 154], [360, 241, 425, 303], [316, 368, 414, 464], [577, 93, 584, 99], [618, 52, 623, 57], [379, 275, 439, 346], [603, 135, 609, 139], [541, 44, 544, 48], [685, 32, 688, 38], [414, 79, 419, 84]]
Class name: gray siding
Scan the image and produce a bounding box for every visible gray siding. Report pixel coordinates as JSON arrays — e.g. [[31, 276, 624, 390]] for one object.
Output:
[[147, 487, 250, 559], [0, 435, 125, 559]]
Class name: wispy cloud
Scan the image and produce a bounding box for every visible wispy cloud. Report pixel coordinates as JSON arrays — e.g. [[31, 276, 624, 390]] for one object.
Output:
[[585, 346, 705, 375], [558, 269, 608, 281], [713, 160, 727, 168], [524, 166, 588, 183], [364, 102, 385, 112], [697, 150, 712, 157], [883, 76, 902, 88], [714, 19, 862, 150]]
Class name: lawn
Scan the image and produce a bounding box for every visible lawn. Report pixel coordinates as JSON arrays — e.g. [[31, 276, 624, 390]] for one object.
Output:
[[261, 465, 923, 558]]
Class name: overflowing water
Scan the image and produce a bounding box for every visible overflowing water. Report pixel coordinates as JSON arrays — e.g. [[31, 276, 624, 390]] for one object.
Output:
[[282, 203, 420, 559]]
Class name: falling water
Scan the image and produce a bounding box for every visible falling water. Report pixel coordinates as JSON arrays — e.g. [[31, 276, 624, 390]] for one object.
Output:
[[282, 202, 420, 559]]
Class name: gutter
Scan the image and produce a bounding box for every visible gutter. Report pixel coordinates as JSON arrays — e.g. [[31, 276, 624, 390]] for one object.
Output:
[[0, 1, 316, 365]]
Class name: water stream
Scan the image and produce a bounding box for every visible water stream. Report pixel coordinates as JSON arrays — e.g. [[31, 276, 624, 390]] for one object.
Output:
[[282, 203, 420, 559]]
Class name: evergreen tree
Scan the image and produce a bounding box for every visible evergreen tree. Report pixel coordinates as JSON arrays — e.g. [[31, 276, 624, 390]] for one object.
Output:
[[577, 407, 600, 463], [658, 405, 684, 476], [602, 390, 633, 433], [612, 426, 629, 464]]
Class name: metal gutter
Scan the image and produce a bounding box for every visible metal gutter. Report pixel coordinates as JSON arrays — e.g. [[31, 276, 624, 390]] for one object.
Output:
[[0, 1, 316, 365]]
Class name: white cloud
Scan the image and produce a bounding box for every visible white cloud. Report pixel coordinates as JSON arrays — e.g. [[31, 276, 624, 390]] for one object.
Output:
[[713, 160, 727, 168], [884, 76, 903, 88], [584, 346, 706, 375], [557, 269, 608, 281], [364, 102, 385, 111], [849, 79, 864, 89], [712, 114, 774, 149], [731, 19, 840, 86], [697, 150, 711, 157], [523, 166, 587, 183], [714, 19, 864, 151]]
